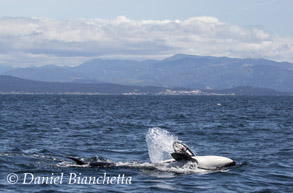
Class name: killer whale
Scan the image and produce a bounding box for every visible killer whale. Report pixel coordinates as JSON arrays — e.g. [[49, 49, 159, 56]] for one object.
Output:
[[160, 141, 236, 170], [66, 141, 235, 170]]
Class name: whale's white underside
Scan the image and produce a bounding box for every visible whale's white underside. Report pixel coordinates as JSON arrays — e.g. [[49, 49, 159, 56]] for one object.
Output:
[[160, 155, 235, 170]]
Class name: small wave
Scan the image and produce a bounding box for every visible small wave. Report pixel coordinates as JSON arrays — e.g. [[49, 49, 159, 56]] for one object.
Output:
[[56, 161, 90, 168], [152, 162, 211, 175], [103, 149, 143, 154]]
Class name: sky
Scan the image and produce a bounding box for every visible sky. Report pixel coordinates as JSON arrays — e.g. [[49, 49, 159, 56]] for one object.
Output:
[[0, 0, 292, 67]]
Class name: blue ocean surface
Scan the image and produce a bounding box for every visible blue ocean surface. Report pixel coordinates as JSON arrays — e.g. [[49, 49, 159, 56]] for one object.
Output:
[[0, 95, 292, 192]]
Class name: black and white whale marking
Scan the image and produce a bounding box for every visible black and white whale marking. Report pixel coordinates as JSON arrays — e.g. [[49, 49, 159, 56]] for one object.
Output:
[[66, 141, 235, 170], [161, 141, 236, 170]]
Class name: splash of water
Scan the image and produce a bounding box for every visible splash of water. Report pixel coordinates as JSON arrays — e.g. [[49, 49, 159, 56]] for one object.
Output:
[[146, 127, 178, 163]]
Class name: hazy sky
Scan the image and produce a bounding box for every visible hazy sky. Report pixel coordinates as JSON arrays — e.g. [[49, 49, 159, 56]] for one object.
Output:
[[1, 0, 291, 34], [0, 0, 292, 66]]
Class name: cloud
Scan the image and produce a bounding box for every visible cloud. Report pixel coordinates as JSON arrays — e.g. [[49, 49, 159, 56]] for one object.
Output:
[[0, 16, 292, 66]]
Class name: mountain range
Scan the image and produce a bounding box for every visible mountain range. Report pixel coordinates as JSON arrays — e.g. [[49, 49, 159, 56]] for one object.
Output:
[[1, 54, 293, 92], [0, 75, 167, 95], [0, 75, 291, 96]]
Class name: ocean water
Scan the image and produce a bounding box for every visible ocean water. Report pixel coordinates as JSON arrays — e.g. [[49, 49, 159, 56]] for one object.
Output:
[[0, 95, 292, 193]]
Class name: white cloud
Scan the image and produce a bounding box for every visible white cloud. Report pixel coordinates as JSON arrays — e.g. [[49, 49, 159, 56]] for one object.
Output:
[[0, 16, 292, 66]]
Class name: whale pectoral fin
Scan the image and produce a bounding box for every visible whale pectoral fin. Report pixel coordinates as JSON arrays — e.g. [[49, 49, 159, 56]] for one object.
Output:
[[173, 141, 195, 156], [171, 153, 198, 163], [66, 156, 86, 165], [171, 153, 189, 161]]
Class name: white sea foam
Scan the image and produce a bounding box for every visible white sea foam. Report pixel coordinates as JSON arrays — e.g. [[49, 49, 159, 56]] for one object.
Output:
[[116, 161, 209, 175]]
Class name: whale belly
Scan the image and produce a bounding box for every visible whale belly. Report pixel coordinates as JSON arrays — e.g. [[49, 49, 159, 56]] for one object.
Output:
[[194, 156, 235, 169]]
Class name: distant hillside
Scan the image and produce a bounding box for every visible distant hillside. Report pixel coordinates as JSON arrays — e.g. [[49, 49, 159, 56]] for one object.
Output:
[[3, 54, 293, 92], [0, 75, 291, 96], [0, 75, 168, 95], [206, 86, 291, 96]]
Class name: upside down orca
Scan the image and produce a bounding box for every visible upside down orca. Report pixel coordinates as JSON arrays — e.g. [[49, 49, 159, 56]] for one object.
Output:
[[67, 141, 235, 170], [160, 141, 236, 170]]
